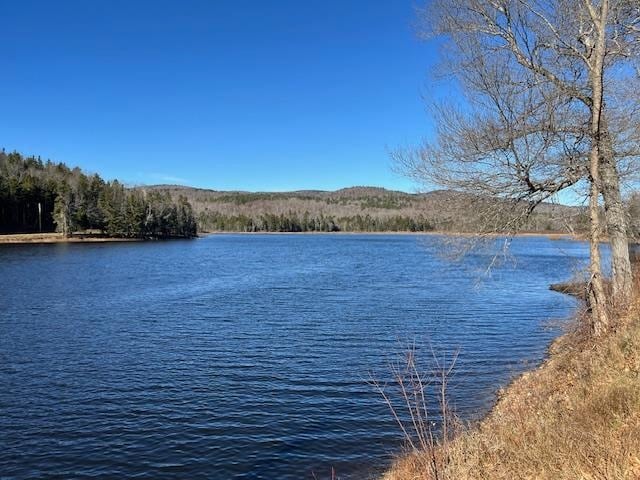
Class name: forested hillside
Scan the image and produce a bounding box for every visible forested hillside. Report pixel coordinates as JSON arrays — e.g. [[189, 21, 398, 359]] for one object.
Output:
[[0, 151, 197, 238], [2, 150, 607, 237], [151, 185, 585, 234]]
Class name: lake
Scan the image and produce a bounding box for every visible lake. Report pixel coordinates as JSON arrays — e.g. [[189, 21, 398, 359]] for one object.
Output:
[[0, 234, 587, 479]]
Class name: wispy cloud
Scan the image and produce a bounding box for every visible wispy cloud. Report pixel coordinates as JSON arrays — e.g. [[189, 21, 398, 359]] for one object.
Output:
[[144, 173, 191, 185]]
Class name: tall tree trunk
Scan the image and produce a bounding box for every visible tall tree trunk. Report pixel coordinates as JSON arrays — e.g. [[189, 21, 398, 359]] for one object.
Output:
[[599, 123, 633, 305], [587, 0, 610, 334], [588, 172, 609, 335]]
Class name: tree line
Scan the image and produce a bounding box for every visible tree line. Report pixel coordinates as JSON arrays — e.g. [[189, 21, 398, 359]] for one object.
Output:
[[0, 150, 197, 238], [199, 211, 434, 233]]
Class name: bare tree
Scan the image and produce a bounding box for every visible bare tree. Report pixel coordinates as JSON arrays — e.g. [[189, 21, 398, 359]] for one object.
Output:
[[399, 0, 640, 332]]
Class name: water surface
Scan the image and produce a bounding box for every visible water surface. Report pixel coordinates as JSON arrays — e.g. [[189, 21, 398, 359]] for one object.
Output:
[[0, 234, 586, 479]]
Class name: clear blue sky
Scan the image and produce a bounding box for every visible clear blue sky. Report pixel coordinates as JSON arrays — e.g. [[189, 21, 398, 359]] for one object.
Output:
[[0, 0, 441, 192]]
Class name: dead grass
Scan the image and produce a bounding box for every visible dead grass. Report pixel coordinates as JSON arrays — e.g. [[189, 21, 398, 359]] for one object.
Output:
[[0, 233, 140, 244], [383, 284, 640, 480]]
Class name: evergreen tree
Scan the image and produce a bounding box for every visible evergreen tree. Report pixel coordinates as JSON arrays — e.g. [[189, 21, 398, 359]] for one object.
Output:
[[0, 150, 197, 238]]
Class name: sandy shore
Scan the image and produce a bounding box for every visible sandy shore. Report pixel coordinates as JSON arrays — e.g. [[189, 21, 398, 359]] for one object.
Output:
[[0, 233, 141, 244]]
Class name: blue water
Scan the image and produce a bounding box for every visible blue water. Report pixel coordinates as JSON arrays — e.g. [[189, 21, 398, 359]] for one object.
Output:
[[0, 234, 586, 479]]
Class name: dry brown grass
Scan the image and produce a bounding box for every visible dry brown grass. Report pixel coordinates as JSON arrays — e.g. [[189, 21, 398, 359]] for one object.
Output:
[[0, 233, 141, 244], [383, 288, 640, 480]]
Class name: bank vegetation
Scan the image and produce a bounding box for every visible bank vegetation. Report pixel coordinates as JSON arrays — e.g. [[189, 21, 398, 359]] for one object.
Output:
[[384, 276, 640, 480]]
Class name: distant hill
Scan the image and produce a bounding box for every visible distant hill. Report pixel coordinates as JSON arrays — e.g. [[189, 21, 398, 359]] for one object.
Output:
[[141, 185, 584, 234]]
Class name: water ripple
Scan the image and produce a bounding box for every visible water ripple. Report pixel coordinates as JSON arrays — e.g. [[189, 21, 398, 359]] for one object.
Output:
[[0, 235, 587, 479]]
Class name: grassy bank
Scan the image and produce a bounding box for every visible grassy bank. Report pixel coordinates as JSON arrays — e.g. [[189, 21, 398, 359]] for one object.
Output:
[[384, 286, 640, 480]]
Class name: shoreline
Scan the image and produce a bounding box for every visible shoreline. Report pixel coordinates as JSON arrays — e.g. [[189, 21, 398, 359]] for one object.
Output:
[[1, 231, 580, 245], [200, 230, 578, 240], [0, 233, 142, 244], [383, 283, 640, 479]]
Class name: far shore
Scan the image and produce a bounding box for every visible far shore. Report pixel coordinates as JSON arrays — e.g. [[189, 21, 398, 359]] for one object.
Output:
[[200, 230, 580, 240], [0, 230, 583, 245], [0, 233, 142, 245]]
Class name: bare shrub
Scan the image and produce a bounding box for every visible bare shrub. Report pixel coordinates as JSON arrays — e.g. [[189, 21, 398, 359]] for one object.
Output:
[[370, 344, 460, 480]]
